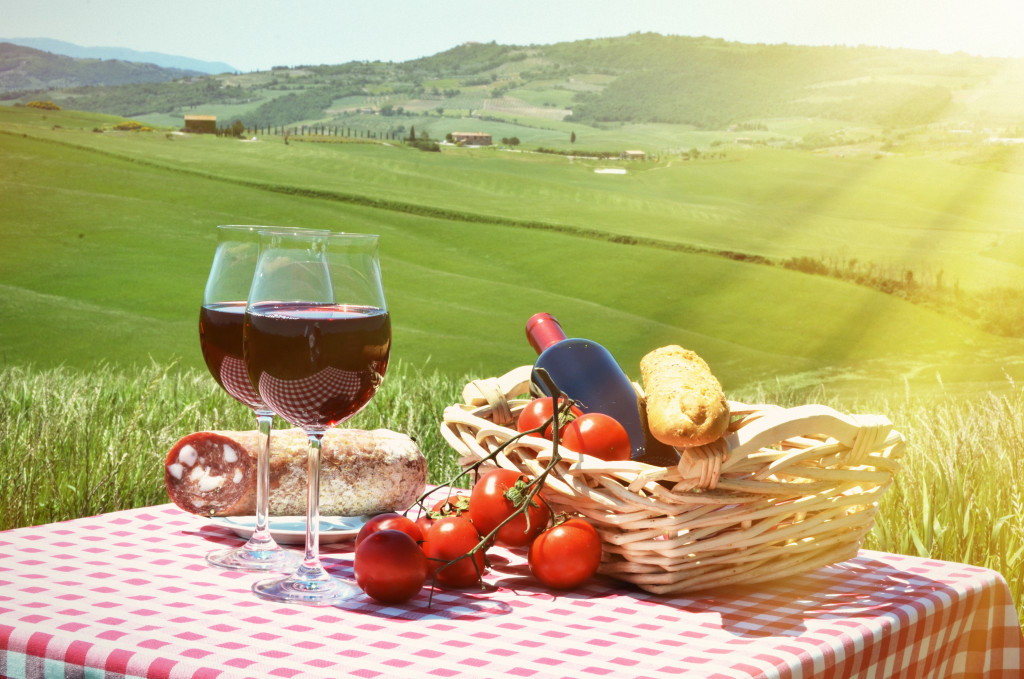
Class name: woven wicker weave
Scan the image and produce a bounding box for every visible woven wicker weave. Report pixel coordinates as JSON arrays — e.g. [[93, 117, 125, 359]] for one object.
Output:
[[441, 366, 906, 594]]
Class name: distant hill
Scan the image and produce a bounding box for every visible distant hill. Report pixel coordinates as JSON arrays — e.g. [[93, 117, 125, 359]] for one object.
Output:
[[0, 38, 235, 75], [4, 34, 1022, 130], [0, 42, 211, 94]]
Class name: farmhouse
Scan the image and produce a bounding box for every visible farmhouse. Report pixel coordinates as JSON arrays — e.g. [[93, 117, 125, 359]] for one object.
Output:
[[451, 132, 492, 146], [621, 150, 646, 160], [184, 115, 217, 134]]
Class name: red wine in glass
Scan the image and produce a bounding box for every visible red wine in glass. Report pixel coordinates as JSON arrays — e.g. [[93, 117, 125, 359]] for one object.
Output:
[[199, 301, 264, 411], [245, 303, 391, 430]]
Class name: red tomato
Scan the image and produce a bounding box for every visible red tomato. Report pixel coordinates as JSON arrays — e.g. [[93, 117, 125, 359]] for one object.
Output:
[[414, 513, 434, 537], [414, 494, 470, 535], [414, 513, 435, 537], [354, 529, 428, 604], [560, 413, 631, 462], [469, 468, 550, 548], [517, 397, 583, 439], [528, 518, 603, 590], [421, 516, 486, 588], [355, 512, 423, 547]]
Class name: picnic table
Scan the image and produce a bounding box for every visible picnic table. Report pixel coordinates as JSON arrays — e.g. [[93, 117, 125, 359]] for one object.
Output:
[[1, 503, 1021, 678]]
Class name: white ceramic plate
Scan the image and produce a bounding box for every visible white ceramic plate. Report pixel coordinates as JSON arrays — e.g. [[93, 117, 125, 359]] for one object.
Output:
[[209, 515, 369, 545]]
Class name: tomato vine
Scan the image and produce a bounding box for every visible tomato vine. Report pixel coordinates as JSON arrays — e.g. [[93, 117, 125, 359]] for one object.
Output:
[[407, 369, 576, 603]]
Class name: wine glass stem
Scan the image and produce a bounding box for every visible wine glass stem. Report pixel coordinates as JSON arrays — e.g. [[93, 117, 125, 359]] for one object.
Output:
[[250, 410, 274, 543], [303, 432, 324, 569]]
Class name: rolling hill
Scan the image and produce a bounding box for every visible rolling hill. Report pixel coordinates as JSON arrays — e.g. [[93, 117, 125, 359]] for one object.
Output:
[[1, 105, 1022, 395]]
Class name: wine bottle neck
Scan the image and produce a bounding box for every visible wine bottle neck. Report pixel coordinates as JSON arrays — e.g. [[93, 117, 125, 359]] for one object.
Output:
[[526, 312, 568, 354]]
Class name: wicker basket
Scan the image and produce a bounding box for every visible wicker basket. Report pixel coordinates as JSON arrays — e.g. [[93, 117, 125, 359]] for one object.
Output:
[[441, 366, 906, 595]]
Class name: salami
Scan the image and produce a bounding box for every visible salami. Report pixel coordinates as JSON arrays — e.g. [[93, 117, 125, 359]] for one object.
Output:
[[164, 428, 426, 517]]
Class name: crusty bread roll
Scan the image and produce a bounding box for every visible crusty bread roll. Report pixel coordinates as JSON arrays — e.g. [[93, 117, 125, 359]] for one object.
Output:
[[640, 345, 730, 448]]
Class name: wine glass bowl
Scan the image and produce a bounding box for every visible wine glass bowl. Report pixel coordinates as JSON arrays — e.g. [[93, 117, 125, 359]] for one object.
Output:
[[199, 300, 264, 411], [246, 304, 390, 430], [244, 230, 390, 605]]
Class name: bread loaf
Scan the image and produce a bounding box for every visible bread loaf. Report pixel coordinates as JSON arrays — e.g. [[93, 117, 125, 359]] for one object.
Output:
[[640, 345, 730, 448]]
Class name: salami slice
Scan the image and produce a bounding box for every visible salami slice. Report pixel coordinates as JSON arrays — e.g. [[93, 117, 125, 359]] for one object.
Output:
[[164, 428, 427, 517]]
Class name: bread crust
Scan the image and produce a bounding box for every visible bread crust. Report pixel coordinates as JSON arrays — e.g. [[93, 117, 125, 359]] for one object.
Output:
[[640, 345, 730, 448]]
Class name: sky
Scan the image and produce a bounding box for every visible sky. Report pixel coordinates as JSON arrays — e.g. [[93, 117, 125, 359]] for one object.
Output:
[[3, 0, 1023, 72]]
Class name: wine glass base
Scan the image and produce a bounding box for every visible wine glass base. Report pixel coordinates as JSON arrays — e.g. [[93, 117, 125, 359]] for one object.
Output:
[[252, 571, 362, 606], [206, 545, 301, 572]]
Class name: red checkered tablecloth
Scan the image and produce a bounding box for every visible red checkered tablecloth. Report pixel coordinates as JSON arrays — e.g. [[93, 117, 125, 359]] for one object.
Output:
[[217, 355, 262, 411], [258, 366, 368, 427], [1, 504, 1021, 679]]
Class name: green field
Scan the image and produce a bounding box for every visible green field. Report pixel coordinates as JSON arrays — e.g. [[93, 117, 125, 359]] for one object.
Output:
[[2, 105, 1023, 397]]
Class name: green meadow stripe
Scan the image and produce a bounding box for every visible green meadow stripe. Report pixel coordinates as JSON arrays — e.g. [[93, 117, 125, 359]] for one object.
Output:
[[0, 128, 772, 265]]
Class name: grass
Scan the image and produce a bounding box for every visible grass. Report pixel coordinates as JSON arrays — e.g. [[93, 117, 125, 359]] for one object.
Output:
[[1, 361, 1021, 625], [871, 387, 1024, 580], [0, 360, 467, 530]]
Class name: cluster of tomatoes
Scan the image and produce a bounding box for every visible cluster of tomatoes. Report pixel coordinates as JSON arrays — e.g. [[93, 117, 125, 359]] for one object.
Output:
[[352, 467, 603, 604], [515, 395, 631, 463], [353, 396, 624, 605]]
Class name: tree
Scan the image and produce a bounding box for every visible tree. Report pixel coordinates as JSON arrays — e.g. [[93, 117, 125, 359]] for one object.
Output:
[[571, 131, 576, 144], [27, 100, 61, 111], [509, 137, 520, 147], [408, 125, 416, 142]]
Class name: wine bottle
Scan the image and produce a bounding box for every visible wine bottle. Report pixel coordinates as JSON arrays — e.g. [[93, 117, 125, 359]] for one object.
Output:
[[526, 312, 677, 464]]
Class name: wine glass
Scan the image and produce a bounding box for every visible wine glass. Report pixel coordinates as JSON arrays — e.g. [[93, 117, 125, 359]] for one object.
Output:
[[199, 225, 323, 572], [244, 229, 391, 605]]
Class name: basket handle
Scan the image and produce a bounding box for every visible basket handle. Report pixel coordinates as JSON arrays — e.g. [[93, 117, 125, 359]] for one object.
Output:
[[678, 404, 895, 489], [461, 365, 532, 427], [728, 404, 890, 458]]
